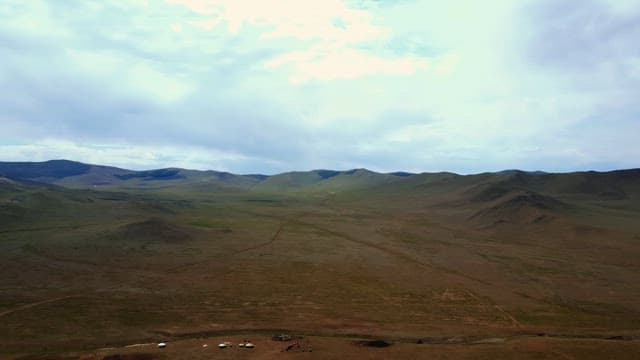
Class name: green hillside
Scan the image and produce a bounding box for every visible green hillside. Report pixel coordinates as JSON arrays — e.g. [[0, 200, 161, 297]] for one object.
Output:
[[1, 161, 640, 359]]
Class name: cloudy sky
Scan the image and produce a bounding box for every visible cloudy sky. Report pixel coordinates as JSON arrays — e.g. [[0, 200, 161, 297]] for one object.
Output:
[[1, 0, 639, 174]]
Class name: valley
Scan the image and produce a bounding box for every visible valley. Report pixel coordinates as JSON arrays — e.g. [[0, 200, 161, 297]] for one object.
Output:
[[1, 161, 639, 359]]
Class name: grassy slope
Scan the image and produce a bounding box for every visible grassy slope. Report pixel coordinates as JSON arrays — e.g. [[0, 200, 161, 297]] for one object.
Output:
[[1, 170, 640, 358]]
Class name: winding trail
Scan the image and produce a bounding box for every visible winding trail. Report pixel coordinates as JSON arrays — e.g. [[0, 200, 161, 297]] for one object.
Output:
[[166, 221, 286, 272], [232, 222, 285, 255], [287, 216, 493, 286], [0, 223, 98, 235], [0, 295, 78, 318], [493, 304, 522, 328]]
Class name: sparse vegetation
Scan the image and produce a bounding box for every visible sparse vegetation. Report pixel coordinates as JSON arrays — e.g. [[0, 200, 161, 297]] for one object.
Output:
[[1, 160, 640, 359]]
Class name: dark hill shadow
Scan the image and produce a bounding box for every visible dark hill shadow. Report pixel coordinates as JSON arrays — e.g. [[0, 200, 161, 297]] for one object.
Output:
[[111, 218, 193, 243], [469, 190, 569, 228]]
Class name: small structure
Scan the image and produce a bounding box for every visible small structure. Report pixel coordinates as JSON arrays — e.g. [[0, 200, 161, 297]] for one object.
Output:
[[157, 342, 167, 348], [218, 342, 233, 349], [273, 334, 293, 341], [237, 340, 255, 349]]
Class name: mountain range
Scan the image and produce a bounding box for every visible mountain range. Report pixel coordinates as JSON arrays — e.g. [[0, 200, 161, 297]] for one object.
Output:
[[2, 159, 640, 359], [2, 159, 638, 195]]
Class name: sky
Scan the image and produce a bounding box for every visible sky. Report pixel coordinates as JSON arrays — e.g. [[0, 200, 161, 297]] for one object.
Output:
[[1, 0, 639, 174]]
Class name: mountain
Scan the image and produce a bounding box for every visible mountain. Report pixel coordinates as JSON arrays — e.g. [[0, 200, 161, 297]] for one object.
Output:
[[0, 161, 423, 193], [2, 160, 639, 202], [0, 160, 95, 180], [0, 160, 131, 186], [2, 160, 640, 358], [252, 168, 404, 193], [2, 160, 640, 230], [0, 160, 263, 189]]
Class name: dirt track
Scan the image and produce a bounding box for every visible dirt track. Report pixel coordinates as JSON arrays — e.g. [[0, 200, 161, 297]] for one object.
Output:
[[0, 295, 78, 318], [76, 329, 640, 360]]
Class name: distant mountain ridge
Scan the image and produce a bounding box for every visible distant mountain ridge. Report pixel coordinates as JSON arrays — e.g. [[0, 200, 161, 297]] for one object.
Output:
[[0, 160, 413, 190], [0, 160, 94, 179], [2, 159, 640, 238], [0, 160, 261, 189], [0, 160, 639, 198]]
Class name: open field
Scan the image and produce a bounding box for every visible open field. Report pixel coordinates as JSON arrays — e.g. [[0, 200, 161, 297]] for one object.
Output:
[[1, 161, 640, 358]]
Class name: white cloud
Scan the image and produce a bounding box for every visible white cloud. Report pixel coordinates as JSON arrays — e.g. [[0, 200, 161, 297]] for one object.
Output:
[[1, 0, 638, 173], [167, 0, 414, 83], [128, 64, 194, 103], [167, 0, 387, 41], [265, 44, 430, 83], [0, 0, 72, 40], [65, 49, 195, 104]]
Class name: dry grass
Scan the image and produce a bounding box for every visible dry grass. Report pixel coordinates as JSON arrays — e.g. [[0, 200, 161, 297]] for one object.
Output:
[[2, 177, 640, 358]]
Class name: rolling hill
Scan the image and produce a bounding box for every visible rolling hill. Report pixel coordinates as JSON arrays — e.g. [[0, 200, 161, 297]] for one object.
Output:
[[1, 160, 640, 359]]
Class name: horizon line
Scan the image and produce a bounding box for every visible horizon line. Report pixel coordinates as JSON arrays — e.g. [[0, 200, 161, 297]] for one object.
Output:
[[1, 158, 639, 178]]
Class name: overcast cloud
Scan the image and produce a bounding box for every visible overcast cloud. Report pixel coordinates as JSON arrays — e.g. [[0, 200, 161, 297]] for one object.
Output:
[[1, 0, 638, 174]]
